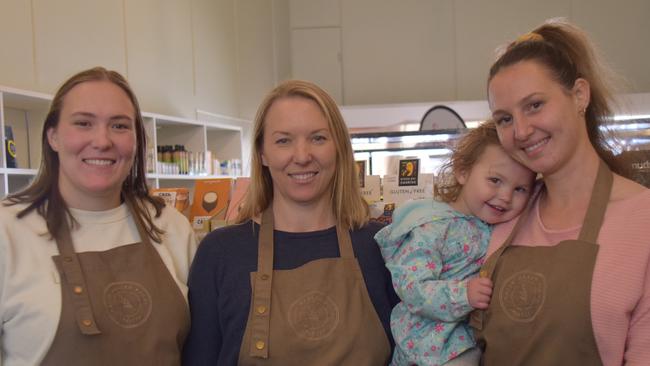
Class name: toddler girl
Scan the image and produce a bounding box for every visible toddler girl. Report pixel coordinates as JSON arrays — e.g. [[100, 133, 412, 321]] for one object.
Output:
[[375, 121, 535, 365]]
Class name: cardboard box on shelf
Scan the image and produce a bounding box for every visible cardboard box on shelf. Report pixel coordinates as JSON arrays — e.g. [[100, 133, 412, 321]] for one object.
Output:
[[359, 175, 381, 204], [382, 173, 434, 205], [369, 202, 396, 225], [150, 188, 190, 217], [190, 178, 233, 239]]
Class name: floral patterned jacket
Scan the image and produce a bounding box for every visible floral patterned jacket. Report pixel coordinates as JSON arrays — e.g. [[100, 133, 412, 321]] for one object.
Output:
[[375, 199, 491, 365]]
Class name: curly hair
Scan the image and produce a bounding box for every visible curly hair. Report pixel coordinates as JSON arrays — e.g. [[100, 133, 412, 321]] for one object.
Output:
[[434, 120, 501, 203]]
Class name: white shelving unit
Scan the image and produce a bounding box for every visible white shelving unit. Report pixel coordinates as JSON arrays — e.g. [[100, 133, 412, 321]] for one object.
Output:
[[0, 85, 246, 198]]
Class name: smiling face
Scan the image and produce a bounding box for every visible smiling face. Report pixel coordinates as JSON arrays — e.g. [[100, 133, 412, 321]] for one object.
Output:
[[451, 144, 535, 224], [260, 96, 337, 210], [47, 80, 137, 210], [488, 60, 591, 177]]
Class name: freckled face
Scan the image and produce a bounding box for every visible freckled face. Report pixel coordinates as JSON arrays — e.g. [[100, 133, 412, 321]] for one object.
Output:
[[47, 81, 136, 209], [260, 97, 337, 208]]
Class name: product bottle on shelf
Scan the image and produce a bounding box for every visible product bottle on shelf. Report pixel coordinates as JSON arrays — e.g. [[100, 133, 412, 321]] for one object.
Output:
[[204, 150, 212, 175], [180, 145, 188, 175], [220, 160, 229, 176], [188, 151, 195, 175], [163, 145, 174, 163], [212, 158, 221, 176], [198, 151, 205, 175], [173, 145, 181, 174]]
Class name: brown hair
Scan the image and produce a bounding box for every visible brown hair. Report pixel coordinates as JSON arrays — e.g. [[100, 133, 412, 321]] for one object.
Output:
[[4, 67, 166, 242], [236, 80, 369, 229], [434, 120, 501, 202], [488, 18, 625, 175]]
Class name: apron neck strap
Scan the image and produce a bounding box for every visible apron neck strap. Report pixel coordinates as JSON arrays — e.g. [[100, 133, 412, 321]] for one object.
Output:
[[336, 225, 354, 259], [578, 160, 613, 243], [258, 207, 276, 279], [57, 201, 151, 251], [56, 216, 77, 258], [258, 206, 355, 264], [481, 160, 612, 278], [56, 201, 150, 253], [54, 226, 103, 335]]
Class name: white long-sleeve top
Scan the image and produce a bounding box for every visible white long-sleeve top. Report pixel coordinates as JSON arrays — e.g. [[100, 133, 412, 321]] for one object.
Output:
[[0, 201, 197, 366]]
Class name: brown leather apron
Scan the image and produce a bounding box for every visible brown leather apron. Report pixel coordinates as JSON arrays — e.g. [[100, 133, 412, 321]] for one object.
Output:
[[471, 161, 611, 365], [237, 207, 391, 365], [41, 203, 190, 366]]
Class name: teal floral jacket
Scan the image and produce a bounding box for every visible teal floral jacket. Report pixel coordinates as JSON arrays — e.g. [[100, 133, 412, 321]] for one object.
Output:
[[374, 199, 491, 366]]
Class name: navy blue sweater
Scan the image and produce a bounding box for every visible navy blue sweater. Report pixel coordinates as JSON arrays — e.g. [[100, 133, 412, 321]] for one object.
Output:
[[182, 220, 399, 365]]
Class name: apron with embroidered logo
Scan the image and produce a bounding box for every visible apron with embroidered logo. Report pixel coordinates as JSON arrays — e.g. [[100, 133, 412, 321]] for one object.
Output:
[[41, 203, 189, 365], [471, 161, 611, 365], [237, 207, 391, 365]]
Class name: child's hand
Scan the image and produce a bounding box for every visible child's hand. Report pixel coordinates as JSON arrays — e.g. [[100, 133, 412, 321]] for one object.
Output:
[[468, 277, 493, 309]]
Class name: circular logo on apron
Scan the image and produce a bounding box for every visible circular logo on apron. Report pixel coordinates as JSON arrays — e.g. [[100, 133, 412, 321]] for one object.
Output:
[[499, 271, 546, 322], [288, 291, 340, 340], [104, 281, 153, 328]]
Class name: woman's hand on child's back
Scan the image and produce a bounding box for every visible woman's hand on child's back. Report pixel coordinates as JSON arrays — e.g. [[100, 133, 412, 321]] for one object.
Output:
[[468, 277, 493, 309]]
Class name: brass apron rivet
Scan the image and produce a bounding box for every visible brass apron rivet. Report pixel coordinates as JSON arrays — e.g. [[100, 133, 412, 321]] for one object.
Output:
[[255, 340, 265, 350], [73, 286, 83, 294], [82, 319, 92, 327], [256, 305, 266, 314]]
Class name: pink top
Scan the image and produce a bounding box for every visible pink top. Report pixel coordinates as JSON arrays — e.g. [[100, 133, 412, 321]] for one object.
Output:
[[488, 188, 650, 366]]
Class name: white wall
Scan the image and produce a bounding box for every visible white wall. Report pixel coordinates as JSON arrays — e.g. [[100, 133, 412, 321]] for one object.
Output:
[[191, 0, 238, 118], [290, 0, 650, 107], [0, 0, 36, 90], [235, 0, 277, 119], [124, 0, 195, 117], [273, 0, 292, 85], [0, 0, 285, 121], [342, 0, 456, 105], [3, 0, 647, 127]]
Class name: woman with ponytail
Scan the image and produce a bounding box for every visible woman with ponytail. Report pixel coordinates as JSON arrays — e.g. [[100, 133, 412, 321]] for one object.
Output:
[[472, 19, 650, 365]]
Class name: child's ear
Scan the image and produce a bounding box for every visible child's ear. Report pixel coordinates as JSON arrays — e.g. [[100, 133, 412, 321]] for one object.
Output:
[[455, 169, 468, 185]]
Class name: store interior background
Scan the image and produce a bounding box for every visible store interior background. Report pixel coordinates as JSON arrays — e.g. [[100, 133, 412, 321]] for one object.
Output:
[[1, 0, 649, 147]]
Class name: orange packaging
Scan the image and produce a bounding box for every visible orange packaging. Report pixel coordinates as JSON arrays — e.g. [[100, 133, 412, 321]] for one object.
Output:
[[190, 178, 233, 231], [150, 188, 190, 216]]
